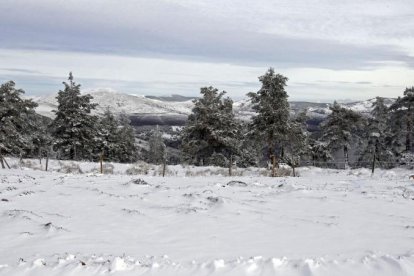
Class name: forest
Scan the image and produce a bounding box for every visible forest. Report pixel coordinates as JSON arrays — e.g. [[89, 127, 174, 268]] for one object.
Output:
[[1, 68, 413, 175]]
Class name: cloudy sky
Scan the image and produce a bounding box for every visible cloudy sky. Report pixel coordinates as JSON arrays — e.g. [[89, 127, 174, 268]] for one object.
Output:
[[1, 0, 414, 101]]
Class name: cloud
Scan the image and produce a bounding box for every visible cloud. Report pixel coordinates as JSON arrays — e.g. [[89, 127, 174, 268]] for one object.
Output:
[[1, 0, 414, 70], [0, 68, 43, 74], [1, 0, 414, 101]]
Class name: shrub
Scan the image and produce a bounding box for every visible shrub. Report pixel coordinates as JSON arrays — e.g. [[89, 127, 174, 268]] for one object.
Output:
[[126, 161, 150, 175], [57, 162, 83, 174]]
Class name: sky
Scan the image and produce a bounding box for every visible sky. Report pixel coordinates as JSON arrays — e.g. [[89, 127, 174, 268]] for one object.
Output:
[[1, 0, 414, 102]]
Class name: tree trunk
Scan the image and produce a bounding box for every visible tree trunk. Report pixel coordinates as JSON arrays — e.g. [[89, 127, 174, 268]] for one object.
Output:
[[74, 145, 77, 161], [292, 166, 296, 177], [344, 146, 349, 169], [45, 152, 49, 171], [228, 155, 232, 177], [406, 110, 412, 152], [272, 155, 276, 177], [39, 147, 42, 164], [371, 151, 376, 174], [371, 139, 378, 174], [100, 152, 104, 174], [162, 158, 166, 177]]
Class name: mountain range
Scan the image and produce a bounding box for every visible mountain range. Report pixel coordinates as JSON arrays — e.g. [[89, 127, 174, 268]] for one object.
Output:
[[32, 89, 395, 127]]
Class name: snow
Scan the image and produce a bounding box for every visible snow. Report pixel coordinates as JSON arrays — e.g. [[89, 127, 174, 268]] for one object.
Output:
[[33, 89, 193, 118], [33, 90, 395, 120], [1, 163, 414, 275]]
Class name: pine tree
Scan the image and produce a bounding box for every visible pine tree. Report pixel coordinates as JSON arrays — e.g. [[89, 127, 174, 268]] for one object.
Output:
[[282, 111, 309, 176], [181, 86, 241, 166], [96, 109, 138, 163], [51, 73, 98, 160], [237, 121, 262, 167], [0, 81, 38, 162], [97, 108, 120, 161], [389, 87, 414, 153], [309, 139, 331, 166], [247, 68, 290, 169], [115, 112, 138, 163], [148, 126, 166, 164], [358, 97, 394, 168], [321, 101, 363, 168], [29, 114, 53, 159]]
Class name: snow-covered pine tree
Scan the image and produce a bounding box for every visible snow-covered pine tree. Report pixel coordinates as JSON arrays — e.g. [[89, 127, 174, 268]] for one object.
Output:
[[181, 86, 241, 166], [247, 68, 290, 170], [148, 126, 166, 164], [237, 121, 262, 167], [389, 87, 414, 153], [387, 101, 405, 158], [309, 139, 331, 167], [115, 112, 138, 163], [357, 97, 394, 169], [282, 111, 309, 176], [29, 114, 53, 159], [51, 73, 98, 160], [321, 101, 363, 168], [0, 81, 38, 163], [97, 108, 120, 161]]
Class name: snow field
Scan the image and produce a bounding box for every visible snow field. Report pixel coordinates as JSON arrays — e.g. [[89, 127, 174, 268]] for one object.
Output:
[[1, 166, 414, 275]]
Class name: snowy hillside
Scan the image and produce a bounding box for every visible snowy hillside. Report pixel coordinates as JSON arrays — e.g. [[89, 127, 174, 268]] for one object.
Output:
[[1, 164, 414, 275], [33, 89, 394, 120], [33, 89, 193, 118], [237, 97, 396, 123]]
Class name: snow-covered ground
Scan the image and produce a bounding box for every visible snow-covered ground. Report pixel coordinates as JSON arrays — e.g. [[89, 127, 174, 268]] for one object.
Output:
[[1, 163, 414, 275]]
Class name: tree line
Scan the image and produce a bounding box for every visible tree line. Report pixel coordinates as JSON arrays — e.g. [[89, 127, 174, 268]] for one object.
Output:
[[181, 68, 414, 174], [0, 73, 137, 167], [1, 69, 413, 174]]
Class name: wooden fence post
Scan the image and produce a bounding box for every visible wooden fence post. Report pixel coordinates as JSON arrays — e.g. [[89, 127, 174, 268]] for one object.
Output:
[[272, 155, 276, 177], [162, 158, 166, 177], [229, 155, 233, 177], [45, 151, 49, 172], [100, 152, 104, 174]]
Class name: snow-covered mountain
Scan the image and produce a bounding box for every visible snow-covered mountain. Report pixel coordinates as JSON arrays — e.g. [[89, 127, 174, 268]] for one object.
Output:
[[235, 97, 395, 122], [33, 89, 395, 123], [33, 89, 194, 118]]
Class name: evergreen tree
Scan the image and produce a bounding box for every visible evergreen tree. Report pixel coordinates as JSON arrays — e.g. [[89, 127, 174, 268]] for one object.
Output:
[[29, 114, 53, 159], [97, 108, 120, 161], [115, 112, 138, 163], [309, 139, 331, 166], [389, 87, 414, 153], [282, 111, 309, 176], [247, 68, 290, 168], [181, 86, 241, 166], [358, 97, 394, 168], [0, 81, 38, 162], [148, 126, 166, 164], [97, 109, 138, 163], [51, 73, 98, 160], [237, 121, 262, 167], [321, 101, 363, 167]]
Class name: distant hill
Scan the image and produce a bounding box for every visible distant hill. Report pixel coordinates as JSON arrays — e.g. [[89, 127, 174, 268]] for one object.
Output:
[[145, 94, 196, 102], [33, 89, 193, 118], [32, 90, 395, 127]]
